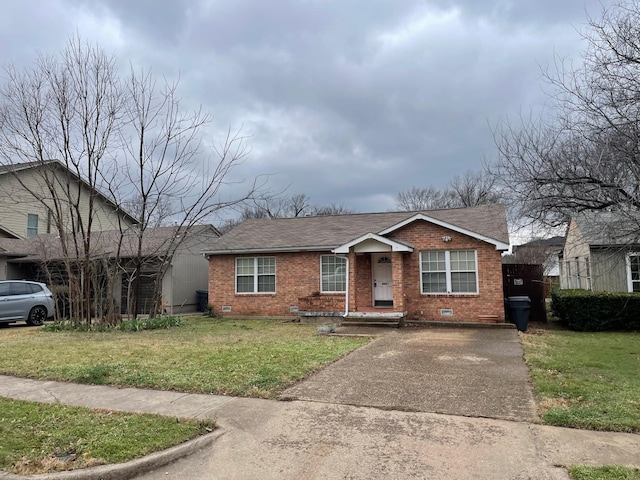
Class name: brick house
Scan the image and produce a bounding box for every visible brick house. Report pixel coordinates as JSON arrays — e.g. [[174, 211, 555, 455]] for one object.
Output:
[[204, 204, 510, 324]]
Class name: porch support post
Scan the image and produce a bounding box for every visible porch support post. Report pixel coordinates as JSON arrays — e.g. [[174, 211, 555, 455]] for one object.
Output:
[[391, 251, 405, 312], [348, 250, 357, 312]]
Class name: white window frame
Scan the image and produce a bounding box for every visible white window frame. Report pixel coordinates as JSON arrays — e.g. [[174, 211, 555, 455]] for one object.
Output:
[[626, 252, 640, 293], [420, 249, 479, 295], [235, 257, 276, 294], [320, 255, 346, 293]]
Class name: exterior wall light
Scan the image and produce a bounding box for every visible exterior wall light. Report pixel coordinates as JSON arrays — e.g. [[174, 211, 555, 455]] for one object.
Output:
[[441, 235, 452, 243]]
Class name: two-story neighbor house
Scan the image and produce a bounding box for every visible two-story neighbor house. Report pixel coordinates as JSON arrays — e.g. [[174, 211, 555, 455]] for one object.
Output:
[[0, 160, 216, 315], [0, 160, 137, 239]]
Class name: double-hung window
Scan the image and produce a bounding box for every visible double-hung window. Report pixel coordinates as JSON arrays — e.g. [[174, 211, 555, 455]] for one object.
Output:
[[236, 257, 276, 293], [321, 255, 346, 292], [27, 213, 38, 238], [626, 253, 640, 293], [421, 250, 478, 294]]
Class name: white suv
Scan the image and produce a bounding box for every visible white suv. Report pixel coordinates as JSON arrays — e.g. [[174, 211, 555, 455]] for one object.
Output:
[[0, 281, 55, 326]]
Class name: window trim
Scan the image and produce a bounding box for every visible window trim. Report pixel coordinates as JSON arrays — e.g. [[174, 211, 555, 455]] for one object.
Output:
[[420, 249, 479, 295], [320, 255, 347, 293], [626, 252, 640, 293], [235, 256, 276, 294]]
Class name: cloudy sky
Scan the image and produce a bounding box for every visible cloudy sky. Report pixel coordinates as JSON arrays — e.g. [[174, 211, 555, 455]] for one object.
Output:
[[0, 0, 613, 218]]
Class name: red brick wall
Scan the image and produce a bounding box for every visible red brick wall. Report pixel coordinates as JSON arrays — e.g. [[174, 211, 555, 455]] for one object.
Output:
[[353, 254, 372, 310], [392, 221, 505, 322], [208, 220, 506, 321], [208, 251, 346, 317]]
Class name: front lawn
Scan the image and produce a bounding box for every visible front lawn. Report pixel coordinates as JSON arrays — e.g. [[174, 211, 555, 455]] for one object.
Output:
[[0, 317, 369, 398], [522, 325, 640, 432], [0, 397, 214, 475]]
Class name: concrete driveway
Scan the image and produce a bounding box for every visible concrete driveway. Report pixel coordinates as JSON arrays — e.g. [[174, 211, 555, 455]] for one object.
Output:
[[282, 327, 538, 422]]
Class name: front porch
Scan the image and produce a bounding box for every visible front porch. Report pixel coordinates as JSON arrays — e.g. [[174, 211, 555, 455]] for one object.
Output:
[[297, 245, 410, 327], [299, 309, 407, 327]]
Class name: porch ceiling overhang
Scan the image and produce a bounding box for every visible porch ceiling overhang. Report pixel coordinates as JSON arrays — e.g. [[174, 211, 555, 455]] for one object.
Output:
[[0, 225, 20, 239], [332, 233, 414, 254], [378, 213, 510, 251]]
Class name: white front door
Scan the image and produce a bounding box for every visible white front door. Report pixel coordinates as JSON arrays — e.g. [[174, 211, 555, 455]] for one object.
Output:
[[372, 254, 393, 306]]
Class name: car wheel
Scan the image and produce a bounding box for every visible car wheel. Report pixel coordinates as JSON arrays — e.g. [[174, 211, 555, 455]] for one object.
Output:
[[26, 306, 47, 326]]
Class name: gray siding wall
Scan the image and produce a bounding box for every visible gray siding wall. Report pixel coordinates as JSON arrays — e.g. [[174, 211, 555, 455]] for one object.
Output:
[[0, 167, 135, 239], [561, 220, 592, 290], [590, 248, 630, 293], [161, 229, 216, 313]]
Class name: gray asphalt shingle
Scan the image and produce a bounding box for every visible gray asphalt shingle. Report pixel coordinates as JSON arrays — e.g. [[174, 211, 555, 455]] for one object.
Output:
[[205, 204, 509, 253]]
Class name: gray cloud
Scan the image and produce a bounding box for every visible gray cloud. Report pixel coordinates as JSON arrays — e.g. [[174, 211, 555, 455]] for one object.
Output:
[[1, 0, 613, 215]]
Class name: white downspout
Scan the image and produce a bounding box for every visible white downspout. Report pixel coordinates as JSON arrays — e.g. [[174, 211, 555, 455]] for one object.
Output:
[[342, 254, 350, 317]]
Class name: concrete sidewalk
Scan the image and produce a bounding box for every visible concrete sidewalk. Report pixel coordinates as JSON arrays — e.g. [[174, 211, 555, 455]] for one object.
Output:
[[1, 375, 639, 480]]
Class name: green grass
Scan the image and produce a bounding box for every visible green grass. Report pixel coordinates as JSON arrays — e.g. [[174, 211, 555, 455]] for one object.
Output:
[[568, 465, 640, 480], [0, 397, 214, 475], [522, 326, 640, 432], [0, 317, 369, 398]]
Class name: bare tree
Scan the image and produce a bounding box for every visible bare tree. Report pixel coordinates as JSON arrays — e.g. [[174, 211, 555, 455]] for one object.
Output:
[[449, 170, 501, 207], [116, 68, 254, 317], [395, 186, 457, 211], [396, 170, 499, 211], [504, 237, 564, 276], [489, 1, 640, 239], [244, 193, 311, 218], [0, 37, 257, 321], [0, 36, 124, 323], [308, 203, 354, 216], [217, 195, 356, 233]]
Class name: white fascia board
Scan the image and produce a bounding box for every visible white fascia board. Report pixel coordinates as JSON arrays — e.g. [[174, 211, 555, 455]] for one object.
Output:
[[378, 213, 510, 251], [333, 232, 414, 254]]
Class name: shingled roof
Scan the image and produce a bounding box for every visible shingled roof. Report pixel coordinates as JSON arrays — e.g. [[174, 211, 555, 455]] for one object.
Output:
[[572, 211, 640, 247], [204, 204, 510, 254], [0, 225, 217, 262]]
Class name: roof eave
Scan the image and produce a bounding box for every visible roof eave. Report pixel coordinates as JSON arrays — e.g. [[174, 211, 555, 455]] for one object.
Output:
[[202, 245, 338, 256]]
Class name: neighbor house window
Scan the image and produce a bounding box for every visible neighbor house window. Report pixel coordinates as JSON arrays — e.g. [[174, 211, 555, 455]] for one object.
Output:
[[27, 214, 38, 238], [626, 253, 640, 293], [236, 257, 276, 293], [420, 250, 478, 294], [321, 255, 346, 292]]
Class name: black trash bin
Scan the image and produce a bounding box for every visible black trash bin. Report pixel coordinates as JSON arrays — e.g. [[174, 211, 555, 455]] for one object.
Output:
[[196, 290, 208, 312], [507, 296, 531, 331]]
